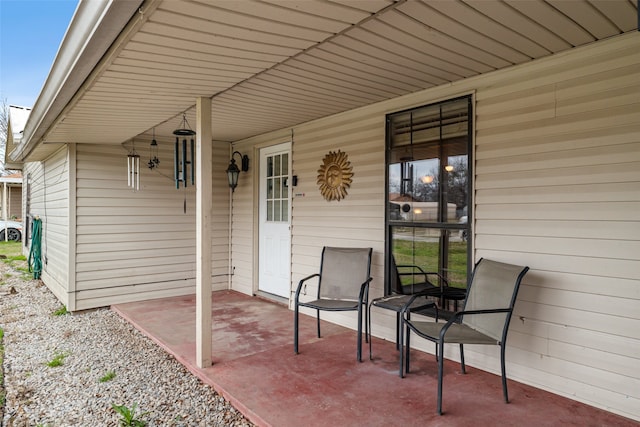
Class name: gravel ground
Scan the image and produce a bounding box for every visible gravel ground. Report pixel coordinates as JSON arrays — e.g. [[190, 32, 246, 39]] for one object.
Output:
[[0, 258, 254, 427]]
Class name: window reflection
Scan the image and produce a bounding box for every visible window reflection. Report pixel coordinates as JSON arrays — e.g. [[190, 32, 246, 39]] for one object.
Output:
[[386, 96, 472, 305]]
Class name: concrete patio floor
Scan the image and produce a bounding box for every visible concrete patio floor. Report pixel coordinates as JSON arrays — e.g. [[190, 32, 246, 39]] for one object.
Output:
[[112, 291, 636, 427]]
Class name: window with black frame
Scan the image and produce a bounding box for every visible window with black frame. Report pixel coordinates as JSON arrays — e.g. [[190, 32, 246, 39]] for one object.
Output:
[[385, 96, 472, 310]]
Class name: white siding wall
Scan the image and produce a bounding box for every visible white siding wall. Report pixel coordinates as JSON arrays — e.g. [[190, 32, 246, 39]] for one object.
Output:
[[74, 140, 230, 310], [472, 36, 640, 420], [230, 33, 640, 421], [225, 138, 257, 296], [24, 146, 71, 308]]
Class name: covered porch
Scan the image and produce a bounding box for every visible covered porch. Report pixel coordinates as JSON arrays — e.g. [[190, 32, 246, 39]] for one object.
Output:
[[112, 291, 635, 427]]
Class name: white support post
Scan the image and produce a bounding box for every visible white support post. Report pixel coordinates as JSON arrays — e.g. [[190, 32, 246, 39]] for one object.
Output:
[[2, 182, 7, 220], [196, 97, 213, 368]]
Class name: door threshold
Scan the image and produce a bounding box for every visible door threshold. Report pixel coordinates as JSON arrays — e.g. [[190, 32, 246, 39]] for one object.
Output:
[[255, 291, 289, 307]]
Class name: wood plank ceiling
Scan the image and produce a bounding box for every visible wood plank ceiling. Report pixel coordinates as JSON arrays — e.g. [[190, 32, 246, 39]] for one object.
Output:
[[42, 0, 638, 145]]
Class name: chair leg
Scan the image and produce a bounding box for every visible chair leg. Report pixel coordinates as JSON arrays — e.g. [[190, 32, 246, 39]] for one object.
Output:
[[368, 302, 373, 360], [294, 303, 299, 354], [501, 344, 509, 403], [405, 312, 411, 375], [395, 312, 401, 351], [437, 339, 445, 415], [460, 343, 466, 374], [398, 318, 405, 378], [316, 309, 321, 338], [357, 305, 363, 362], [364, 302, 369, 344]]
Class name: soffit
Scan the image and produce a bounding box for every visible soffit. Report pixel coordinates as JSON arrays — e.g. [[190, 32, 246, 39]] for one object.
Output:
[[41, 0, 638, 146]]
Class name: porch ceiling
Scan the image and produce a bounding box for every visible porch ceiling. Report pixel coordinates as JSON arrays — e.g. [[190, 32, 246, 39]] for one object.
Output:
[[35, 0, 638, 152]]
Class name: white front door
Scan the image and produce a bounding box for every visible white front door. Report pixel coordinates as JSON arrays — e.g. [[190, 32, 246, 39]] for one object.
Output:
[[258, 142, 291, 298]]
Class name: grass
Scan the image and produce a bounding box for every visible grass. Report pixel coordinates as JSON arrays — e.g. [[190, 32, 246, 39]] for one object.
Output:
[[53, 306, 68, 316], [99, 370, 116, 383], [112, 402, 149, 427], [393, 238, 468, 288], [46, 352, 68, 368], [0, 241, 30, 280], [0, 241, 24, 259]]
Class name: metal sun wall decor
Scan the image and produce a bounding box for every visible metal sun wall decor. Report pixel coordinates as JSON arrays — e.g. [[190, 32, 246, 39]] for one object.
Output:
[[317, 150, 353, 201]]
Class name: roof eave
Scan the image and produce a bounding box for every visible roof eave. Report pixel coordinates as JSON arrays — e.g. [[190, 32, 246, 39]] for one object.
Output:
[[13, 0, 143, 163]]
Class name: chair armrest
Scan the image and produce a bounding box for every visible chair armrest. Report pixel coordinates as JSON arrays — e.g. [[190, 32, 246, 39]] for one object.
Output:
[[399, 290, 440, 318], [396, 264, 431, 283], [295, 273, 320, 302], [396, 265, 451, 293], [435, 308, 513, 340], [358, 277, 373, 303]]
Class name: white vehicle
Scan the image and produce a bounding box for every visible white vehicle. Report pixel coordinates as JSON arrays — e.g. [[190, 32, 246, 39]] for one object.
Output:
[[0, 220, 23, 241]]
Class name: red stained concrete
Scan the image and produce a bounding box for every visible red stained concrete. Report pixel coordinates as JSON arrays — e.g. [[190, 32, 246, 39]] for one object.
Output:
[[112, 291, 637, 427]]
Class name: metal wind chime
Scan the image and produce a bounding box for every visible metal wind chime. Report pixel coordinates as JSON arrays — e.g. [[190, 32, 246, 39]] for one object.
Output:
[[148, 128, 160, 170], [127, 140, 141, 191], [173, 113, 195, 189]]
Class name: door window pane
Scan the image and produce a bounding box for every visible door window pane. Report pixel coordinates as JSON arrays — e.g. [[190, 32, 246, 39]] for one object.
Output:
[[274, 200, 281, 222], [267, 157, 273, 177], [265, 152, 290, 223], [267, 201, 273, 221], [274, 178, 281, 198]]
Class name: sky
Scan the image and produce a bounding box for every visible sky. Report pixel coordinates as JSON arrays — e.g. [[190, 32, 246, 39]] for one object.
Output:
[[0, 0, 78, 108]]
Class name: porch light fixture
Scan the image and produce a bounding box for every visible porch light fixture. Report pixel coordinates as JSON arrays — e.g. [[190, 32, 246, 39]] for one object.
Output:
[[173, 113, 195, 189], [226, 151, 249, 192], [148, 128, 160, 170]]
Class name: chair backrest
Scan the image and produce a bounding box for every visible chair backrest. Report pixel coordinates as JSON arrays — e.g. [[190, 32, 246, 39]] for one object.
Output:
[[389, 255, 404, 294], [462, 258, 529, 342], [390, 255, 437, 295], [318, 247, 372, 300]]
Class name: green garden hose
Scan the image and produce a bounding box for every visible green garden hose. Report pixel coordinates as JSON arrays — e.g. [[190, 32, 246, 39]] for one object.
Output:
[[28, 217, 43, 279]]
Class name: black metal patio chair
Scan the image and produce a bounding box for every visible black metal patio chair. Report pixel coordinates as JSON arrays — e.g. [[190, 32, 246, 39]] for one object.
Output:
[[294, 246, 373, 362], [367, 256, 438, 360], [400, 258, 529, 415], [368, 256, 468, 371]]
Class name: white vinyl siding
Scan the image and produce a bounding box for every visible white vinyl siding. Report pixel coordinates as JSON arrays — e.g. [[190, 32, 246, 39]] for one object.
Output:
[[224, 139, 255, 297], [24, 146, 71, 308], [74, 141, 230, 309], [288, 112, 386, 317], [230, 33, 639, 421], [472, 38, 640, 420]]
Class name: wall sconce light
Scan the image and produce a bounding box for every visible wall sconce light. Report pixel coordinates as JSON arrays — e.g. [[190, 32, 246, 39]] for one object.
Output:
[[445, 165, 454, 172], [226, 151, 249, 192], [173, 113, 195, 189]]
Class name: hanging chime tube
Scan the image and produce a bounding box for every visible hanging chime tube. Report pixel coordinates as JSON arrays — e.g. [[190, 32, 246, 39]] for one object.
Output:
[[190, 138, 195, 185], [135, 154, 140, 191], [182, 138, 187, 187], [127, 154, 140, 191], [174, 137, 180, 189]]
